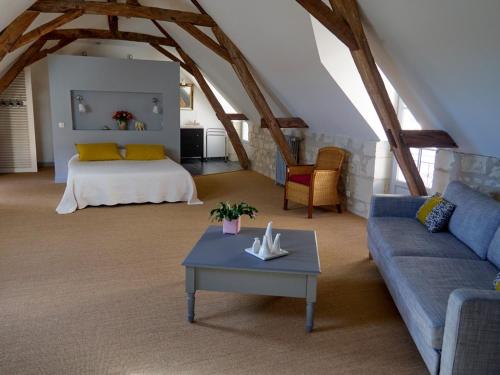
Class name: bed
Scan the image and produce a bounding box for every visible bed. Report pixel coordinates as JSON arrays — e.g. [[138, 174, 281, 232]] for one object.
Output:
[[56, 155, 202, 214]]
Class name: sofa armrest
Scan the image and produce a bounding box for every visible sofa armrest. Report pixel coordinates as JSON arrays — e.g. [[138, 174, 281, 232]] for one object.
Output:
[[369, 195, 427, 218], [440, 288, 500, 375]]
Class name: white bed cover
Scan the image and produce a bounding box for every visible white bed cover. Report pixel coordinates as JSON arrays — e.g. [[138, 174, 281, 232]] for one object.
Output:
[[56, 155, 202, 214]]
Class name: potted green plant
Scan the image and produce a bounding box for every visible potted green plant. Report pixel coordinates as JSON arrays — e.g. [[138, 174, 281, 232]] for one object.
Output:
[[210, 201, 258, 234]]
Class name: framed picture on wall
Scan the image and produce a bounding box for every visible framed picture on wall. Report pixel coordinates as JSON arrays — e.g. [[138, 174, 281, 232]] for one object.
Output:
[[180, 83, 193, 110]]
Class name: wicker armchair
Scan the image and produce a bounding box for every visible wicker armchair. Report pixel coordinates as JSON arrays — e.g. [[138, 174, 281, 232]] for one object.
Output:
[[284, 147, 345, 218]]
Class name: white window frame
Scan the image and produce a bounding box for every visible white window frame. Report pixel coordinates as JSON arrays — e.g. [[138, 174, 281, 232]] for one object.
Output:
[[389, 98, 436, 194], [241, 121, 249, 143]]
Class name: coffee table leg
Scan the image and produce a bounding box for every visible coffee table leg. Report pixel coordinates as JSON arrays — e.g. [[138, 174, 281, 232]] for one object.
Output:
[[305, 275, 317, 332], [306, 302, 315, 332], [187, 292, 195, 323], [186, 267, 196, 323]]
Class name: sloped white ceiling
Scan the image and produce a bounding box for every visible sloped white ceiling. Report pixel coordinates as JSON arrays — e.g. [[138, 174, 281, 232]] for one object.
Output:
[[1, 0, 499, 157], [358, 0, 500, 158]]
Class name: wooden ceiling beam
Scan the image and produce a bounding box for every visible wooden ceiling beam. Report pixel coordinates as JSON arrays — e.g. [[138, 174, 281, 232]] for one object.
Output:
[[176, 23, 231, 63], [261, 117, 309, 129], [150, 43, 194, 75], [108, 16, 119, 35], [325, 0, 427, 195], [0, 10, 39, 61], [227, 114, 248, 121], [177, 45, 250, 169], [187, 0, 296, 166], [12, 10, 83, 51], [107, 0, 119, 35], [401, 130, 458, 149], [0, 38, 46, 94], [45, 29, 175, 46], [212, 26, 297, 166], [29, 0, 216, 27], [27, 38, 76, 65], [150, 20, 250, 169], [296, 0, 358, 50], [190, 0, 207, 15]]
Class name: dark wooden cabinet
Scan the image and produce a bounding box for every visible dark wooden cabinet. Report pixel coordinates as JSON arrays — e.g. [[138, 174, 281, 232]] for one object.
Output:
[[181, 128, 204, 160]]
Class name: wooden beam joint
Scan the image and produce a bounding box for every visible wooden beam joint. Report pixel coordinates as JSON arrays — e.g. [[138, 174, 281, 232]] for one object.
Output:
[[261, 117, 309, 129], [400, 130, 458, 149], [29, 0, 216, 27], [45, 29, 175, 46], [295, 0, 358, 50], [227, 114, 248, 121]]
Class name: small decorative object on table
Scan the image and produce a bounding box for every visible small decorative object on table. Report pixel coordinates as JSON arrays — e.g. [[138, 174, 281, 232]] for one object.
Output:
[[135, 121, 145, 131], [209, 201, 258, 235], [494, 273, 500, 291], [112, 110, 134, 130], [245, 221, 289, 260]]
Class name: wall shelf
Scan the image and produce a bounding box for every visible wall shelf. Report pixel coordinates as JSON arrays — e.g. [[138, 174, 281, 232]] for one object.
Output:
[[71, 89, 164, 131]]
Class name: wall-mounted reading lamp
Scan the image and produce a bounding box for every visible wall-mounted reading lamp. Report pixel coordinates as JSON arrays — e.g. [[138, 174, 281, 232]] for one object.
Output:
[[152, 97, 161, 114], [75, 95, 86, 113]]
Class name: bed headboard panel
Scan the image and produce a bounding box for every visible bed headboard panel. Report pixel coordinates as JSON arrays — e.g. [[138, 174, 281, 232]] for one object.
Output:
[[48, 55, 180, 182]]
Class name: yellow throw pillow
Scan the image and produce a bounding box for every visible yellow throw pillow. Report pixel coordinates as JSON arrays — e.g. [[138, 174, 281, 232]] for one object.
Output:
[[416, 194, 443, 224], [125, 144, 165, 160], [76, 143, 122, 161]]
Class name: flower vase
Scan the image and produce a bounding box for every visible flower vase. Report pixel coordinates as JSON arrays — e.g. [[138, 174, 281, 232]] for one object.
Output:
[[118, 120, 127, 130], [222, 218, 241, 235]]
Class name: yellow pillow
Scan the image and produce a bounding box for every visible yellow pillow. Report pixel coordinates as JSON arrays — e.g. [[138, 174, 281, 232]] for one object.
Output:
[[416, 194, 443, 224], [125, 144, 165, 160], [76, 143, 122, 161]]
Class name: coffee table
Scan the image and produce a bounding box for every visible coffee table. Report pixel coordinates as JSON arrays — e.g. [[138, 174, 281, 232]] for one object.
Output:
[[182, 226, 320, 332]]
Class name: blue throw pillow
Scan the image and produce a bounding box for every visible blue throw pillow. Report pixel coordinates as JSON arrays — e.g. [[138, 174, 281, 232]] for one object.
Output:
[[424, 199, 456, 233]]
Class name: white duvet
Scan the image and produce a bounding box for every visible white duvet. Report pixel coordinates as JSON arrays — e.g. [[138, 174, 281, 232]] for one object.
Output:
[[56, 155, 202, 214]]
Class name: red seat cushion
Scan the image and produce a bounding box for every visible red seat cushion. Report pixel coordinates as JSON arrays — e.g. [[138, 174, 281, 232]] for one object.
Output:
[[289, 174, 312, 186]]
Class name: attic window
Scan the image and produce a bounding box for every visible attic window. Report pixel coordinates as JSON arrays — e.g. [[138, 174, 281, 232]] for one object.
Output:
[[242, 121, 249, 142], [391, 98, 437, 192]]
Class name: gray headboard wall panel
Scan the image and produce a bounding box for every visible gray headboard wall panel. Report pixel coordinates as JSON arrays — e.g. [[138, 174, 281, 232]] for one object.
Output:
[[48, 55, 180, 182]]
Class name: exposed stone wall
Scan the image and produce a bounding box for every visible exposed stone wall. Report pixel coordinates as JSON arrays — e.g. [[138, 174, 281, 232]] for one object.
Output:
[[244, 123, 392, 218], [433, 150, 500, 200], [300, 132, 391, 217]]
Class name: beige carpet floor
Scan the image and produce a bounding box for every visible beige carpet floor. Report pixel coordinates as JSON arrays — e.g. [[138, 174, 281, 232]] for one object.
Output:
[[0, 169, 426, 375]]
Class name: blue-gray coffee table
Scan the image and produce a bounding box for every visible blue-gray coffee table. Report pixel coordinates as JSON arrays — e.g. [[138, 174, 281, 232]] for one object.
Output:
[[182, 226, 320, 332]]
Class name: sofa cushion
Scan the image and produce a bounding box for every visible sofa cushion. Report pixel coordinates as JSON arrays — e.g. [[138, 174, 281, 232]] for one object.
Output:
[[388, 257, 498, 349], [416, 194, 442, 224], [423, 198, 456, 233], [443, 181, 500, 259], [487, 227, 500, 269], [368, 217, 479, 261]]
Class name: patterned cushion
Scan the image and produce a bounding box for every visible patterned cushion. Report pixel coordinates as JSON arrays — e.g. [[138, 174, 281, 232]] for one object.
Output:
[[416, 194, 442, 224], [424, 199, 456, 233], [289, 174, 312, 186], [495, 273, 500, 291]]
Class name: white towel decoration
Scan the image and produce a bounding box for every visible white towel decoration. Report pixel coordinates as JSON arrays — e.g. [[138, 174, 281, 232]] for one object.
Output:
[[251, 237, 261, 254], [245, 222, 289, 261]]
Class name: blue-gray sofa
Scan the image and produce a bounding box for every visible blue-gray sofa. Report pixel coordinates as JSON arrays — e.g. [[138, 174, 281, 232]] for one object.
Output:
[[368, 181, 500, 375]]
